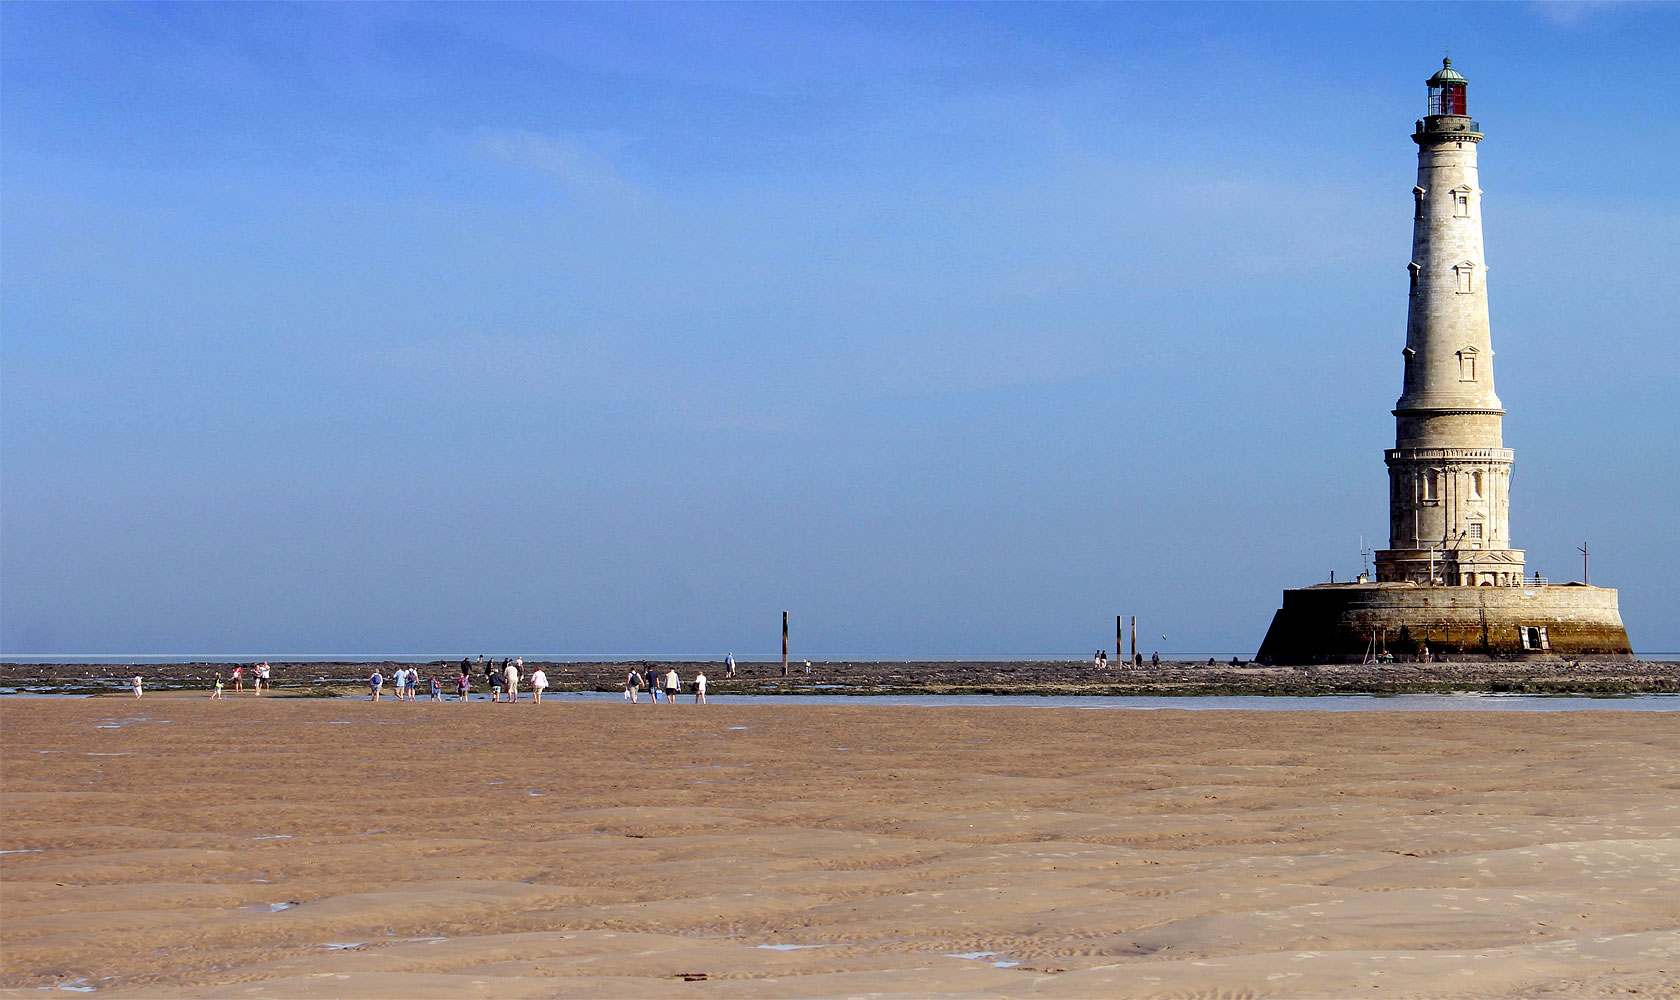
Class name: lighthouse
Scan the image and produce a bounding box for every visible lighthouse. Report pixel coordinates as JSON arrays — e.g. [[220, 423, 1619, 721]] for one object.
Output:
[[1254, 60, 1633, 664], [1375, 59, 1525, 587]]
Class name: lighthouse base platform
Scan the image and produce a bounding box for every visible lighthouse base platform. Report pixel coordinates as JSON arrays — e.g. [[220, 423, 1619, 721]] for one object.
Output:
[[1255, 581, 1633, 665]]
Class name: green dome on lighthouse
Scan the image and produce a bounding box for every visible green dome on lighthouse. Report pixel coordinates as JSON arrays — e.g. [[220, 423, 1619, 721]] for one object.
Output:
[[1428, 57, 1467, 86]]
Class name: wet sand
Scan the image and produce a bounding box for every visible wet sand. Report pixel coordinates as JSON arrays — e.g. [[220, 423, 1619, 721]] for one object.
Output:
[[2, 698, 1677, 998]]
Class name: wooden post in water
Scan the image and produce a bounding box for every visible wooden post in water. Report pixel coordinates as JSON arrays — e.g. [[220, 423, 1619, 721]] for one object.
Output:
[[781, 611, 789, 677], [1115, 615, 1123, 666], [1130, 615, 1138, 667]]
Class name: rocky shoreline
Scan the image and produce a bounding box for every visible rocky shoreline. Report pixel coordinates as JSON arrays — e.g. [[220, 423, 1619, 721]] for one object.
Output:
[[5, 657, 1679, 698]]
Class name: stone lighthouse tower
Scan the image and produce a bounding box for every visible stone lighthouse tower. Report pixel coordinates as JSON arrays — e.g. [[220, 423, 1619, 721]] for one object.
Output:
[[1375, 59, 1526, 587], [1254, 60, 1633, 664]]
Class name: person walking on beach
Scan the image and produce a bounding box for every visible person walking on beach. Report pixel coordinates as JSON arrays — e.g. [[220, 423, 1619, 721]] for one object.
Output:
[[257, 661, 271, 694], [693, 670, 707, 705], [530, 667, 548, 703], [504, 660, 519, 703], [370, 670, 384, 701], [210, 674, 223, 699], [131, 675, 143, 698], [393, 667, 408, 701], [488, 661, 503, 702], [1151, 651, 1160, 668], [406, 667, 420, 701], [456, 670, 470, 701], [429, 676, 442, 701], [725, 652, 736, 679], [625, 668, 641, 703], [664, 667, 680, 705], [231, 664, 243, 693]]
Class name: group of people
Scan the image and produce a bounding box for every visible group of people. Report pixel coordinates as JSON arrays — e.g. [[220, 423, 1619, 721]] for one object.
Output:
[[367, 665, 446, 702], [1091, 651, 1162, 670], [624, 665, 706, 704], [368, 656, 551, 703], [208, 662, 272, 698]]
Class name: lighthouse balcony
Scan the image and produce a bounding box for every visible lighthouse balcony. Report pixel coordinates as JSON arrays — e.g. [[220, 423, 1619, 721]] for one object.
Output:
[[1385, 446, 1513, 463], [1375, 547, 1525, 588]]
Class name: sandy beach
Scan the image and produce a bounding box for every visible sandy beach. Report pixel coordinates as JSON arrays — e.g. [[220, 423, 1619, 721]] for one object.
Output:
[[2, 698, 1676, 998]]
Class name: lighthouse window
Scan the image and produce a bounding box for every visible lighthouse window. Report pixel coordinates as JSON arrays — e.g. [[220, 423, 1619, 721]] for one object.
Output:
[[1455, 263, 1474, 294], [1458, 348, 1478, 381], [1453, 189, 1471, 217], [1467, 521, 1483, 539], [1424, 470, 1440, 501], [1470, 471, 1483, 498], [1414, 187, 1426, 220], [1408, 262, 1420, 296]]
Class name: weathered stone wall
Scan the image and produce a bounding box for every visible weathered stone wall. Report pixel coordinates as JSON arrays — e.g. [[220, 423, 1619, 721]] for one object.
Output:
[[1256, 582, 1633, 664]]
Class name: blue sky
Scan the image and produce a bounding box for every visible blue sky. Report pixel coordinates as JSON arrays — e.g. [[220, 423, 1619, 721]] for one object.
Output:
[[3, 2, 1676, 657]]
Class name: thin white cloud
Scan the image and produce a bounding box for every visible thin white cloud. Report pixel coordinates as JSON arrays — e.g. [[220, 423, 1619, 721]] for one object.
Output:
[[473, 128, 646, 205], [1529, 1, 1629, 28]]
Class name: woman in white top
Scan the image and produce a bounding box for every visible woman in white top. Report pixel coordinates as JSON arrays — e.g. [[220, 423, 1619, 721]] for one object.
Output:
[[530, 668, 548, 703], [504, 661, 519, 703]]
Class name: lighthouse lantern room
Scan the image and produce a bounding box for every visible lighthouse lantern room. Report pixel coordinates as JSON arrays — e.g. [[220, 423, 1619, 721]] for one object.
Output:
[[1427, 58, 1469, 116]]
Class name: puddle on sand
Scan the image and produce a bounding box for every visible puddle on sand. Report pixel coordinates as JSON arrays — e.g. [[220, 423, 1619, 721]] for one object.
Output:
[[85, 752, 132, 756], [945, 951, 1020, 968], [1, 849, 44, 855], [322, 942, 367, 950], [756, 944, 828, 951], [250, 835, 292, 840]]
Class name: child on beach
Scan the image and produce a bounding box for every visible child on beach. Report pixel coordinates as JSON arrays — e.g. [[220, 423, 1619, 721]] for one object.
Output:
[[456, 672, 469, 701], [210, 675, 223, 699], [430, 677, 442, 701]]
